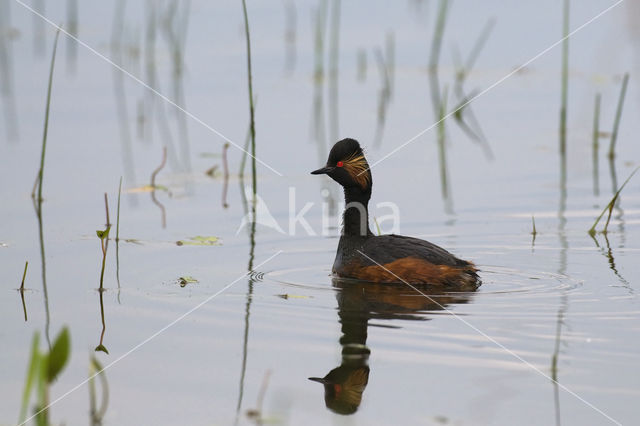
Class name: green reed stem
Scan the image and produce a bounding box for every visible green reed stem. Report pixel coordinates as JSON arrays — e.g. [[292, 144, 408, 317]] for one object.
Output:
[[238, 119, 252, 178], [21, 261, 29, 290], [32, 29, 60, 203], [20, 260, 29, 321], [373, 217, 382, 236], [99, 194, 111, 290], [531, 216, 537, 235], [241, 0, 257, 199], [116, 177, 122, 243], [588, 166, 639, 236]]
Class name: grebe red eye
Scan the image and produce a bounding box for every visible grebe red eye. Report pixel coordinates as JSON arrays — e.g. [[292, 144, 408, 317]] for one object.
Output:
[[336, 161, 343, 167]]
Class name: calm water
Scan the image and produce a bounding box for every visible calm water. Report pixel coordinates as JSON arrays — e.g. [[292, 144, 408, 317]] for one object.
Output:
[[1, 1, 640, 425]]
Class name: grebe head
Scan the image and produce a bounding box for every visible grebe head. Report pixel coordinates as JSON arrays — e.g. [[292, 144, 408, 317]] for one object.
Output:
[[311, 138, 372, 193]]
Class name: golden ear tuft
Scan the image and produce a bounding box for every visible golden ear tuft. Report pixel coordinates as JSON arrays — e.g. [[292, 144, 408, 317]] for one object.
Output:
[[342, 152, 371, 190]]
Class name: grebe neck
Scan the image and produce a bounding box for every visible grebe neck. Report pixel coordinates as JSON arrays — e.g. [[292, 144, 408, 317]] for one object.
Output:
[[342, 186, 372, 237]]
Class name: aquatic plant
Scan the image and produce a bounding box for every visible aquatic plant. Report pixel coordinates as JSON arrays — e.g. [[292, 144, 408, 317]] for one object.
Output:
[[241, 0, 257, 200], [88, 356, 109, 425], [115, 177, 122, 243], [115, 177, 123, 303], [20, 260, 28, 290], [31, 29, 60, 204], [31, 27, 61, 350], [19, 260, 29, 321], [95, 195, 111, 354], [96, 194, 111, 291], [588, 166, 639, 236], [19, 327, 71, 425]]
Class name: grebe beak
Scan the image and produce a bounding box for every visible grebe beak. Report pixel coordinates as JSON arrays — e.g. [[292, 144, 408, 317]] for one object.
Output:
[[311, 166, 333, 175]]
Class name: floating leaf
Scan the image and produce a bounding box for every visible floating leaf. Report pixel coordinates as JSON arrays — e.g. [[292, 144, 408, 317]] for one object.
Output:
[[178, 276, 199, 287], [205, 165, 219, 177], [176, 236, 221, 246], [126, 185, 155, 193], [126, 184, 169, 193], [94, 345, 109, 354], [96, 225, 111, 240], [47, 327, 70, 382], [277, 294, 312, 300]]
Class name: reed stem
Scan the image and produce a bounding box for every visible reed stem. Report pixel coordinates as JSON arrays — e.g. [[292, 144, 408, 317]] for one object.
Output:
[[241, 0, 257, 200], [21, 261, 29, 290], [588, 166, 639, 236], [116, 177, 122, 243], [32, 29, 60, 203]]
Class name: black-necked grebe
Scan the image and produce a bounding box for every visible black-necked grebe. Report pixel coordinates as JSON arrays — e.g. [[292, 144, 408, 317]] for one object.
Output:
[[311, 138, 479, 288]]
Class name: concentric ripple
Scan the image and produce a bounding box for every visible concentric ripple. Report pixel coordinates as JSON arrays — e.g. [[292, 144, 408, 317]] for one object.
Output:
[[264, 264, 584, 297]]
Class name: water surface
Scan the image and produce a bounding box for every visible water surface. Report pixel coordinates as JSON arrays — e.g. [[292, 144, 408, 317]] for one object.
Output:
[[1, 1, 639, 425]]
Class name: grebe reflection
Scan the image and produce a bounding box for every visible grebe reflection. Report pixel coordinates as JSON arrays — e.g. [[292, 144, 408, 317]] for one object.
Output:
[[309, 277, 477, 415]]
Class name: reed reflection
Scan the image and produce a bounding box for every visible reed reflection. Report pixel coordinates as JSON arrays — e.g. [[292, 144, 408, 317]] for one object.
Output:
[[111, 0, 137, 190], [0, 0, 19, 142], [310, 278, 476, 415], [66, 0, 78, 74]]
